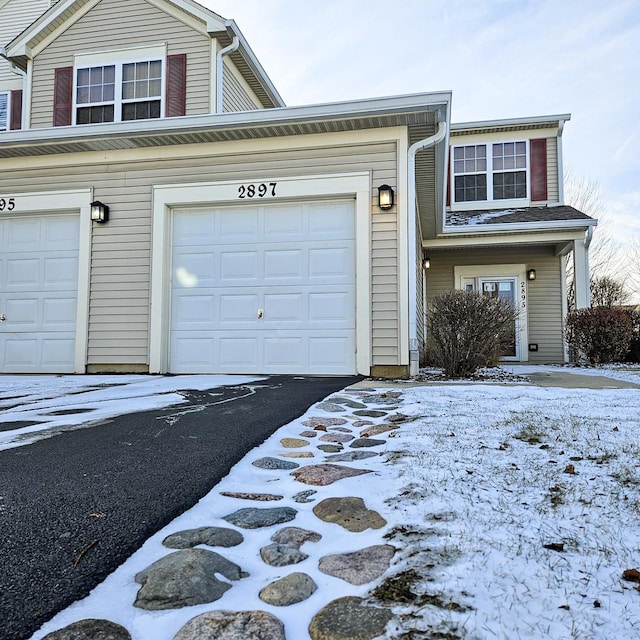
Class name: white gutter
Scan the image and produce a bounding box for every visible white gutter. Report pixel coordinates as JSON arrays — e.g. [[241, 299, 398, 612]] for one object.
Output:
[[407, 119, 448, 375], [215, 36, 239, 113], [0, 46, 28, 129]]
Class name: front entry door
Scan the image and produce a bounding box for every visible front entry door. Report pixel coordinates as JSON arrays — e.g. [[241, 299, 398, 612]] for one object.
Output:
[[462, 276, 519, 359]]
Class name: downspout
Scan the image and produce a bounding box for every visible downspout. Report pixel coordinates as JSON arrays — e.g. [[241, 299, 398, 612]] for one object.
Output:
[[557, 118, 566, 204], [407, 119, 448, 375], [215, 37, 239, 113]]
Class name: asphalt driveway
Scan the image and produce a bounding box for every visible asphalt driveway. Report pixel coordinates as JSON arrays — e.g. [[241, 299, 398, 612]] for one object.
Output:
[[0, 374, 358, 640]]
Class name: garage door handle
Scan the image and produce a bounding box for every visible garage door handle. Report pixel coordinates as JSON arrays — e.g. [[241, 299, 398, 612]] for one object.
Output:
[[0, 313, 5, 322], [257, 309, 264, 319]]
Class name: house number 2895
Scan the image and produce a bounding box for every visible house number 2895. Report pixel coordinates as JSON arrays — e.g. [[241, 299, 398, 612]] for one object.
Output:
[[238, 182, 277, 199], [0, 198, 16, 212]]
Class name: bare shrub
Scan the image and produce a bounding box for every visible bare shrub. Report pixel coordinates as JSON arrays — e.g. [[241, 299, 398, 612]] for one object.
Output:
[[426, 290, 518, 378], [565, 307, 633, 364]]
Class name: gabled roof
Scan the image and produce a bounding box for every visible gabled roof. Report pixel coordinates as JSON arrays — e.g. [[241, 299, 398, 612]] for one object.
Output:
[[445, 205, 595, 232], [2, 0, 284, 108]]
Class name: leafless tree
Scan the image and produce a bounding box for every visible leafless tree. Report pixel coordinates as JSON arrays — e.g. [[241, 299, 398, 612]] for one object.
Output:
[[590, 275, 629, 308]]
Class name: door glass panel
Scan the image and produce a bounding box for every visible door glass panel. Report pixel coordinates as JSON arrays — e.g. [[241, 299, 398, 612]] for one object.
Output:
[[479, 278, 517, 357]]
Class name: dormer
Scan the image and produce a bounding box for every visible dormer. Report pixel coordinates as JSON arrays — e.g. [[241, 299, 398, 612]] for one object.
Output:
[[447, 114, 568, 212], [1, 0, 284, 131]]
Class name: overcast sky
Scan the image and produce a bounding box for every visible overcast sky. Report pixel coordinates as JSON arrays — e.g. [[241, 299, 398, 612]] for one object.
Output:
[[204, 0, 639, 281]]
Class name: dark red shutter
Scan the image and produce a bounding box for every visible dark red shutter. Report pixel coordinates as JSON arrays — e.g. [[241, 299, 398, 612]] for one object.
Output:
[[530, 138, 548, 201], [9, 90, 22, 130], [165, 54, 187, 117], [53, 66, 73, 126]]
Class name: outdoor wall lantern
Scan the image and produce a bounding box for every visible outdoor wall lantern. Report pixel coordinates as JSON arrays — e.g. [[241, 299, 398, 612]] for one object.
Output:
[[90, 200, 109, 223], [527, 268, 537, 281], [422, 256, 431, 269], [377, 184, 394, 211]]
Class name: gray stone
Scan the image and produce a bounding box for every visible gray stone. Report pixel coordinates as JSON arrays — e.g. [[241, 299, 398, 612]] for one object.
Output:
[[42, 619, 131, 640], [328, 426, 353, 433], [259, 572, 317, 606], [291, 464, 371, 486], [313, 497, 387, 532], [317, 444, 342, 453], [260, 543, 308, 567], [329, 396, 368, 409], [350, 438, 386, 448], [163, 527, 244, 549], [223, 507, 297, 529], [325, 451, 378, 462], [353, 410, 388, 418], [271, 526, 322, 547], [134, 549, 247, 610], [308, 597, 393, 640], [388, 413, 411, 423], [293, 489, 318, 503], [352, 420, 374, 428], [318, 545, 396, 585], [252, 457, 299, 470], [174, 610, 285, 640], [302, 417, 348, 427], [359, 423, 396, 437], [319, 433, 354, 443], [280, 437, 310, 448], [220, 492, 284, 501], [299, 430, 318, 437], [316, 402, 346, 413]]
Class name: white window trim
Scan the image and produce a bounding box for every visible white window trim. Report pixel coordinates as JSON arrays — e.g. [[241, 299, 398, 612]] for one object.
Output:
[[454, 264, 529, 362], [0, 91, 9, 131], [73, 44, 167, 125], [450, 139, 530, 211]]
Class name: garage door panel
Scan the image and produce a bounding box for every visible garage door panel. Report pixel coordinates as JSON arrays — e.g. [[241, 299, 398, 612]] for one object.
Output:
[[173, 295, 216, 325], [44, 257, 78, 286], [170, 200, 356, 375], [264, 205, 303, 238], [5, 338, 38, 367], [43, 298, 77, 328], [41, 338, 75, 367], [5, 298, 39, 326], [219, 208, 259, 241], [173, 211, 216, 246], [219, 337, 259, 367], [44, 217, 79, 245], [264, 249, 303, 280], [174, 252, 217, 287], [220, 294, 259, 324], [220, 251, 259, 282], [309, 247, 354, 280]]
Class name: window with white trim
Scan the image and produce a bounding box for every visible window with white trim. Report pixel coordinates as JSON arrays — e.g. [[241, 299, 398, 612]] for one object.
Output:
[[75, 58, 163, 125], [452, 141, 529, 204], [0, 92, 8, 131]]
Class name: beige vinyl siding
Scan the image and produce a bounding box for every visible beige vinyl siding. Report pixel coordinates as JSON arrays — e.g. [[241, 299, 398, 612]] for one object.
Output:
[[546, 136, 559, 202], [0, 0, 50, 86], [30, 0, 211, 128], [425, 246, 565, 363], [0, 139, 399, 368], [222, 58, 261, 112]]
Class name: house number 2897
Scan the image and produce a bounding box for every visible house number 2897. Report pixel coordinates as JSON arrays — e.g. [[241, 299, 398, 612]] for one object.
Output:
[[0, 198, 16, 212], [238, 182, 277, 199]]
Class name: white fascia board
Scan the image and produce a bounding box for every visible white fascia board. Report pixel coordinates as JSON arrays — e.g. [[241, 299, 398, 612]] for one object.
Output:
[[424, 229, 590, 249], [441, 218, 597, 235], [222, 19, 285, 108], [0, 91, 452, 147], [451, 113, 571, 132]]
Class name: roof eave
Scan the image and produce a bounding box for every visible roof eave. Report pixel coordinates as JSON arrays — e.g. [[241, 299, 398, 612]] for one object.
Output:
[[451, 113, 571, 133], [441, 218, 597, 236]]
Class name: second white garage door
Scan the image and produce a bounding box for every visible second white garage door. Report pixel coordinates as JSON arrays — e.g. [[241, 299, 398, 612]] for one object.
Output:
[[169, 199, 356, 374]]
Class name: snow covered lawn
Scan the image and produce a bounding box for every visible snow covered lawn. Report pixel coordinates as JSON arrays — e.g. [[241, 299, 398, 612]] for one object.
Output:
[[383, 367, 640, 638]]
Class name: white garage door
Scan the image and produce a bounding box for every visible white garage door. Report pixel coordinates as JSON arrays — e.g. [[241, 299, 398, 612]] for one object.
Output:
[[0, 215, 79, 373], [170, 200, 356, 375]]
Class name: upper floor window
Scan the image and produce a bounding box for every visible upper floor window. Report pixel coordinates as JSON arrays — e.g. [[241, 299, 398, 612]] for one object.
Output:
[[0, 92, 8, 131], [75, 59, 162, 125], [453, 141, 529, 204]]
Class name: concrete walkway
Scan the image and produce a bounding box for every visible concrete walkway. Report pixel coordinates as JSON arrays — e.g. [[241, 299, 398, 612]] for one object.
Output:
[[524, 370, 640, 389]]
